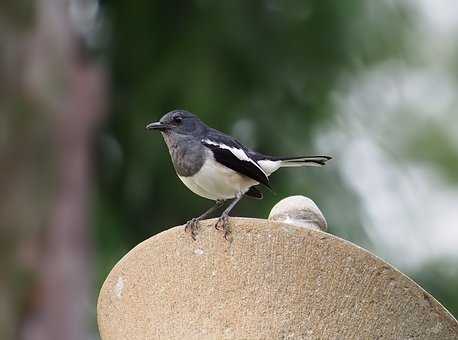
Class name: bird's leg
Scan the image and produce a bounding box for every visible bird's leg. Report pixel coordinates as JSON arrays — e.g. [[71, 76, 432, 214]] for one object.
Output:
[[185, 200, 226, 240], [215, 193, 244, 240]]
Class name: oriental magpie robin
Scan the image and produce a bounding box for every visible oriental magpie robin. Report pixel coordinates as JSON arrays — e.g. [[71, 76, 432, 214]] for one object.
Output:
[[146, 110, 331, 240]]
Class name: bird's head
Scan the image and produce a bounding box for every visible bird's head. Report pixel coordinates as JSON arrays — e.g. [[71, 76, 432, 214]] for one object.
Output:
[[146, 110, 206, 136]]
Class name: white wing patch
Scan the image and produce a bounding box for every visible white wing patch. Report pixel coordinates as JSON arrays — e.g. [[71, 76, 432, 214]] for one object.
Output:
[[258, 159, 282, 175], [202, 139, 268, 178]]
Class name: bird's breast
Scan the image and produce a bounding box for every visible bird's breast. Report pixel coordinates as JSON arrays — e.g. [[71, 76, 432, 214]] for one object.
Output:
[[178, 152, 258, 200]]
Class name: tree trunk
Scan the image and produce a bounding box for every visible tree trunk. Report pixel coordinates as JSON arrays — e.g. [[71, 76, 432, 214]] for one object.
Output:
[[0, 0, 106, 339]]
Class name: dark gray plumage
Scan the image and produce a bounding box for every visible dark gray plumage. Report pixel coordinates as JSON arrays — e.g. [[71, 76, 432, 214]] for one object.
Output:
[[162, 133, 205, 177]]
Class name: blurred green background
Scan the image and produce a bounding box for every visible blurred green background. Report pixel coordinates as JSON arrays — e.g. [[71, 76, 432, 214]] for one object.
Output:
[[1, 0, 457, 339]]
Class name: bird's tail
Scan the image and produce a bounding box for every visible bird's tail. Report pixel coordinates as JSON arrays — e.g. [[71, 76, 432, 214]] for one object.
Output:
[[257, 155, 332, 175], [272, 155, 332, 167]]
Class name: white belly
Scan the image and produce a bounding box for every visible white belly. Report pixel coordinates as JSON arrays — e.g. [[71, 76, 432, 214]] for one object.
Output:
[[178, 156, 258, 200]]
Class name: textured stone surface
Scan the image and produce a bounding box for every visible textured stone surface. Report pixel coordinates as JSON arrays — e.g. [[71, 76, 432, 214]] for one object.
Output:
[[98, 218, 458, 340]]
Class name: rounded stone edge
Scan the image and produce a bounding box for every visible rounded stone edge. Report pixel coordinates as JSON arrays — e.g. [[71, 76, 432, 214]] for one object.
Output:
[[96, 225, 182, 337]]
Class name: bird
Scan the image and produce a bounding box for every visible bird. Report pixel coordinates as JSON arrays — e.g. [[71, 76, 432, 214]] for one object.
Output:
[[146, 110, 331, 240]]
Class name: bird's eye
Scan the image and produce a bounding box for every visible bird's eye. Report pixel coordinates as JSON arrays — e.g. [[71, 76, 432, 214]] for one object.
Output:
[[173, 115, 183, 124]]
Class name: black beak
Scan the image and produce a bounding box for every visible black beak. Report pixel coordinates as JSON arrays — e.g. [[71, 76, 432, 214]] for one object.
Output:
[[146, 121, 169, 131]]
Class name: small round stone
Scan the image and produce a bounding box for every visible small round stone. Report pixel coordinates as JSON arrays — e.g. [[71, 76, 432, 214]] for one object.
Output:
[[268, 195, 327, 231]]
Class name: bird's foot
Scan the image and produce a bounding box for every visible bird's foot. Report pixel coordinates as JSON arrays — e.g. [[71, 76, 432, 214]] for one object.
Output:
[[215, 214, 231, 240], [185, 218, 200, 240]]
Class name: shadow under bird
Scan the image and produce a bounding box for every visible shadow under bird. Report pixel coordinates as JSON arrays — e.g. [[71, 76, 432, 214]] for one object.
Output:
[[146, 110, 331, 240]]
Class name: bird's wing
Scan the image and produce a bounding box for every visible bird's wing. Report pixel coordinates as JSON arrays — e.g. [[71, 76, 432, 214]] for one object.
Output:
[[201, 132, 270, 188]]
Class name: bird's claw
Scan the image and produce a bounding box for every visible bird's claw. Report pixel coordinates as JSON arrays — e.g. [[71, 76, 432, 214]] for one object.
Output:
[[215, 214, 231, 240], [215, 214, 228, 230], [185, 218, 199, 240]]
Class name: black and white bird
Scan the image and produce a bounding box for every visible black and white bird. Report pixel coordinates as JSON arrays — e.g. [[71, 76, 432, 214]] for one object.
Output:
[[146, 110, 331, 240]]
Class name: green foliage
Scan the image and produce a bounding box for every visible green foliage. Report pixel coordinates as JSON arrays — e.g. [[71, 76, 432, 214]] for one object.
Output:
[[95, 0, 458, 318], [96, 0, 366, 259]]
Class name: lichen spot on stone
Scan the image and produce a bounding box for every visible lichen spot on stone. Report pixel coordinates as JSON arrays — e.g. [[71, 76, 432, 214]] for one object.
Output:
[[224, 327, 234, 336], [194, 248, 204, 256], [114, 276, 124, 299], [431, 322, 443, 334]]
